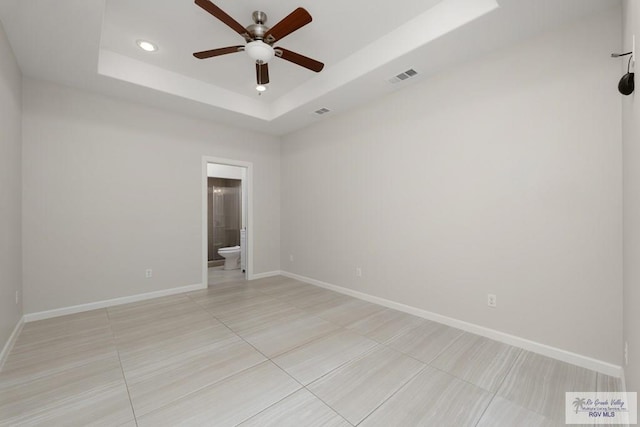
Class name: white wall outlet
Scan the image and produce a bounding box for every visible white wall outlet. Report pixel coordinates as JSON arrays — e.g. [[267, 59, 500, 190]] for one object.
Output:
[[289, 254, 294, 262], [625, 341, 629, 366], [145, 269, 153, 278], [487, 294, 497, 308], [15, 290, 19, 305], [356, 267, 362, 277]]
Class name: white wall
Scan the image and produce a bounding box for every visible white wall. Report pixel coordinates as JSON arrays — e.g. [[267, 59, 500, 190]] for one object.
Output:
[[281, 8, 622, 364], [0, 20, 22, 351], [623, 0, 639, 392], [22, 78, 280, 314]]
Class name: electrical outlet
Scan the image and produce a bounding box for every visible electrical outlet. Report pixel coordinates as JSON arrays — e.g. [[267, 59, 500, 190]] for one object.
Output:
[[487, 294, 497, 308], [289, 254, 294, 262], [625, 341, 629, 366], [15, 290, 19, 305], [145, 269, 153, 278], [356, 267, 362, 277]]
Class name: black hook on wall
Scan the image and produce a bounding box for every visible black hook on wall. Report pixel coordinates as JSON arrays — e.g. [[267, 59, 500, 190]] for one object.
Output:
[[611, 51, 634, 96]]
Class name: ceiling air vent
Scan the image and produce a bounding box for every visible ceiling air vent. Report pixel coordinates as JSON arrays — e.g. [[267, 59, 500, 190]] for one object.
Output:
[[313, 107, 331, 116], [388, 68, 418, 84]]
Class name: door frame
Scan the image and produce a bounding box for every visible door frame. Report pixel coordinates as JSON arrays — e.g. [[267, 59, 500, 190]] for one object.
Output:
[[202, 156, 254, 286]]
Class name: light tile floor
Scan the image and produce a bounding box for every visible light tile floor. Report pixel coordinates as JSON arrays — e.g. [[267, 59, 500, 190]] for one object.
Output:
[[208, 267, 245, 286], [0, 275, 622, 426]]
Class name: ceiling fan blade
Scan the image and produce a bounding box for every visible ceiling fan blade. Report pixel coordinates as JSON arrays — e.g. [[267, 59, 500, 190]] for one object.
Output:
[[194, 0, 251, 41], [256, 63, 269, 85], [275, 48, 324, 72], [264, 8, 312, 44], [193, 45, 244, 59]]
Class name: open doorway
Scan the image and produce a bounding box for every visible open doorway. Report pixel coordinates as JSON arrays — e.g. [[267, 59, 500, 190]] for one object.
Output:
[[202, 157, 253, 287]]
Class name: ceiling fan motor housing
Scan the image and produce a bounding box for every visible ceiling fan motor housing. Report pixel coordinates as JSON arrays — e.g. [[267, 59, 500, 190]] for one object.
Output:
[[247, 11, 269, 41], [192, 1, 324, 88]]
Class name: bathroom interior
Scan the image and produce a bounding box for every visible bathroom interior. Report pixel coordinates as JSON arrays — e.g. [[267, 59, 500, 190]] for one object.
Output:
[[207, 163, 246, 284]]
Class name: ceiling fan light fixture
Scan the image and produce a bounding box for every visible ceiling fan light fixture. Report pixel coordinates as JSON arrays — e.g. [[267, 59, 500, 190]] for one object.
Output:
[[192, 2, 324, 91], [136, 40, 158, 52], [245, 40, 274, 63]]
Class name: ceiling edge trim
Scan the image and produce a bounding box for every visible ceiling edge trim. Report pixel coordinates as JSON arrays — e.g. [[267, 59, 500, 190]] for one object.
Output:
[[269, 0, 500, 118], [98, 49, 271, 120], [95, 0, 498, 123]]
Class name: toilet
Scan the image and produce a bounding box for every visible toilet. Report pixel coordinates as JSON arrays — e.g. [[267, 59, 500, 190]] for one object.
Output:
[[218, 246, 241, 270]]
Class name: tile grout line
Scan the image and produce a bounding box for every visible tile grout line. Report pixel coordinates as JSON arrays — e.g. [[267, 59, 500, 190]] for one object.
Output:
[[245, 283, 406, 359], [299, 385, 356, 427], [193, 284, 351, 361], [251, 280, 471, 372], [302, 344, 382, 388], [418, 334, 520, 393], [139, 360, 272, 421], [253, 291, 378, 425], [234, 282, 427, 390], [6, 275, 609, 425], [105, 307, 140, 427], [204, 279, 474, 426], [472, 348, 525, 427], [132, 279, 530, 426], [195, 278, 592, 426], [423, 329, 467, 365], [273, 334, 378, 387], [118, 326, 271, 420], [297, 344, 386, 426], [108, 294, 271, 422], [355, 364, 429, 426], [373, 328, 469, 380], [189, 284, 357, 426], [231, 390, 304, 427], [259, 280, 434, 425], [260, 281, 522, 425], [186, 292, 310, 426], [420, 363, 499, 394]]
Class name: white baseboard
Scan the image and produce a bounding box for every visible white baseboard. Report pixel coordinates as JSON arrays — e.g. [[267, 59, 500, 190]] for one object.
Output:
[[280, 271, 623, 378], [23, 283, 206, 323], [249, 271, 282, 280], [0, 316, 24, 372]]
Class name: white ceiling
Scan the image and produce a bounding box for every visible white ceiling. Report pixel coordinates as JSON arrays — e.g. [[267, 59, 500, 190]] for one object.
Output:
[[0, 0, 619, 135], [102, 0, 444, 98]]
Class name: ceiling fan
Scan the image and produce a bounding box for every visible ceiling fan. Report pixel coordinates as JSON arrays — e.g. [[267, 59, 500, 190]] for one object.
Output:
[[193, 0, 324, 92]]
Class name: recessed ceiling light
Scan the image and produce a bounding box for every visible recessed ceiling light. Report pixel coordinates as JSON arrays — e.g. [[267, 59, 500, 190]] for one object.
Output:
[[136, 40, 158, 52], [256, 84, 268, 93]]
